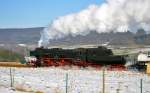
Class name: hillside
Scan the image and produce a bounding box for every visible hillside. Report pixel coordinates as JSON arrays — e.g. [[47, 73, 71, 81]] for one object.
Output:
[[0, 27, 150, 47], [49, 31, 150, 46], [0, 27, 43, 44]]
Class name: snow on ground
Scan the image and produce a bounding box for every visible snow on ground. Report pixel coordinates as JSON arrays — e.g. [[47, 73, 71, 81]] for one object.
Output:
[[0, 67, 150, 93]]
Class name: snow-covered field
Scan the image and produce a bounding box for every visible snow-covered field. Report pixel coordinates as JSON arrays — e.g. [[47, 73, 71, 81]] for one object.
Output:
[[0, 67, 150, 93]]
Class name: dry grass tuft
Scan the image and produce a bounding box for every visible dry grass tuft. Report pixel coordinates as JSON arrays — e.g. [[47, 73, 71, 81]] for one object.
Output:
[[35, 91, 44, 93], [15, 87, 33, 92], [15, 86, 44, 93]]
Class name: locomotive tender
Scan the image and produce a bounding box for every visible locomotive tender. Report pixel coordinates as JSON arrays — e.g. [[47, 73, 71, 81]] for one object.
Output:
[[26, 46, 126, 69]]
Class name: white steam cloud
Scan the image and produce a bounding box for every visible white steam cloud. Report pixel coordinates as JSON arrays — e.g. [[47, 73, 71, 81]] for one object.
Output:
[[39, 0, 150, 47]]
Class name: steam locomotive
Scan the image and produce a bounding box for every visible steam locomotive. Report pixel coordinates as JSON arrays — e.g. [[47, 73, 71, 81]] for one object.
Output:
[[25, 46, 126, 69]]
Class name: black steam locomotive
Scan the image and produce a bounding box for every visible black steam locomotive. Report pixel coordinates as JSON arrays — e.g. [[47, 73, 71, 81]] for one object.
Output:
[[27, 46, 126, 69]]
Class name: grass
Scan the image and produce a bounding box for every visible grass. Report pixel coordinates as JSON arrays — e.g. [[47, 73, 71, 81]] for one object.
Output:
[[0, 48, 24, 62], [0, 62, 28, 67], [35, 91, 44, 93], [15, 86, 44, 93], [15, 87, 33, 92]]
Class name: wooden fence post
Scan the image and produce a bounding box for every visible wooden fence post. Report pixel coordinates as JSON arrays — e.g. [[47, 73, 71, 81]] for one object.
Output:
[[66, 73, 68, 93]]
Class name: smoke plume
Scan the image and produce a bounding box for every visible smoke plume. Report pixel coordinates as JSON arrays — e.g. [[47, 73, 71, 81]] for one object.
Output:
[[39, 0, 150, 47]]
